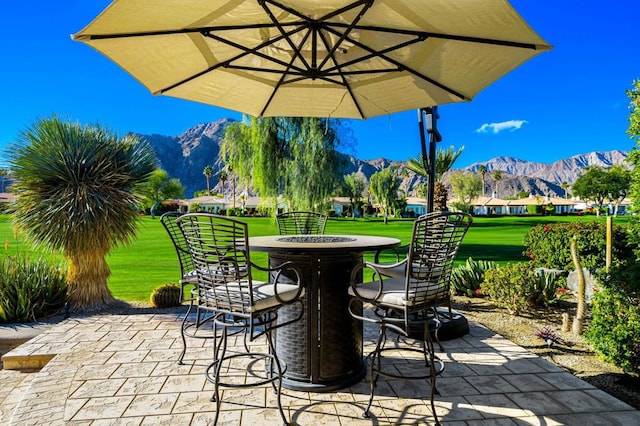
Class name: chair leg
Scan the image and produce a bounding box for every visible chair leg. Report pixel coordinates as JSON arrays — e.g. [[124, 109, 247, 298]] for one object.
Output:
[[422, 317, 441, 426], [430, 308, 445, 352], [363, 323, 386, 418], [209, 325, 227, 426], [177, 301, 195, 365], [265, 329, 289, 426]]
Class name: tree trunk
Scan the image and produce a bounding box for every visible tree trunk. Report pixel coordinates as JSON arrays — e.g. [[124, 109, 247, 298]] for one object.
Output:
[[66, 250, 115, 311], [434, 182, 448, 211], [570, 240, 586, 335]]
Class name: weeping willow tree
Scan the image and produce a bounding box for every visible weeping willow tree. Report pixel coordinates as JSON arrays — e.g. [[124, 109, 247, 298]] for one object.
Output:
[[221, 116, 342, 212], [369, 167, 401, 224]]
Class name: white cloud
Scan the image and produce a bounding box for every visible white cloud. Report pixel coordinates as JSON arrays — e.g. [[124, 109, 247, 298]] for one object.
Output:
[[476, 120, 529, 134]]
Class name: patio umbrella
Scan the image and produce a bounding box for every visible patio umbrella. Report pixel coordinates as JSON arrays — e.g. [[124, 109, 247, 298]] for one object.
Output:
[[72, 0, 551, 210]]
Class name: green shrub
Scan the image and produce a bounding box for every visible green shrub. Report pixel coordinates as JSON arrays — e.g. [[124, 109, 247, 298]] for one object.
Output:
[[585, 261, 640, 374], [0, 255, 67, 323], [523, 221, 636, 271], [450, 258, 498, 297], [481, 262, 563, 315]]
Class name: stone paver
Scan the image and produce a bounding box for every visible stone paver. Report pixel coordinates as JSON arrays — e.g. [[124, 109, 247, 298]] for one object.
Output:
[[1, 310, 638, 425]]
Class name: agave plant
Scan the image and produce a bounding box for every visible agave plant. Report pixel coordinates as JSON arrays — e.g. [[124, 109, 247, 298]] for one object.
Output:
[[8, 117, 156, 311], [450, 257, 498, 297]]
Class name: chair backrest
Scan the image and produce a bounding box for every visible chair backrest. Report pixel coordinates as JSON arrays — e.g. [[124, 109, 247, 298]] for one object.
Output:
[[406, 211, 472, 305], [160, 211, 195, 280], [177, 213, 254, 315], [276, 211, 327, 235]]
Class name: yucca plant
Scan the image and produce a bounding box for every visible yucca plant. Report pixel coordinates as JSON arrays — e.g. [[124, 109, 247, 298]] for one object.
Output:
[[8, 116, 156, 311]]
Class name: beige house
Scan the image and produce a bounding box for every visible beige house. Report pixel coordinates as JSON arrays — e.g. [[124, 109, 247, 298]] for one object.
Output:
[[469, 195, 580, 215], [184, 195, 227, 213], [405, 197, 429, 216]]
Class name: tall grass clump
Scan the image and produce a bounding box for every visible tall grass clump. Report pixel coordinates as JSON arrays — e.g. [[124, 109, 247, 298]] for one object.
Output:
[[0, 255, 67, 323]]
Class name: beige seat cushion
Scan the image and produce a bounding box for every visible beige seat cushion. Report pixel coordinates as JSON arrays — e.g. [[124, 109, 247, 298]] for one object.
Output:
[[348, 276, 445, 308], [204, 281, 304, 312]]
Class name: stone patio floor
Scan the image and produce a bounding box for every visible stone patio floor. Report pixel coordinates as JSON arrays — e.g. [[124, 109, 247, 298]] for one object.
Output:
[[1, 307, 639, 425]]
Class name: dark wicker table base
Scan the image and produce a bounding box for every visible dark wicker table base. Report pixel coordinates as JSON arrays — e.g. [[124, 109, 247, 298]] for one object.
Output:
[[270, 251, 365, 392]]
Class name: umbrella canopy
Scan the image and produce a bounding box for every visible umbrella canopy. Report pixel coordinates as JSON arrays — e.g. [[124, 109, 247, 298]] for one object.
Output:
[[73, 0, 551, 119]]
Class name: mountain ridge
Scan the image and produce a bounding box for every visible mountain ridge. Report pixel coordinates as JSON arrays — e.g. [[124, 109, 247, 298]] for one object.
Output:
[[138, 119, 630, 198]]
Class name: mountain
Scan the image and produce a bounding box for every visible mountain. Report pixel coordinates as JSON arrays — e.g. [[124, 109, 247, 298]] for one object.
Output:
[[464, 150, 630, 185], [138, 119, 235, 197], [139, 119, 630, 198]]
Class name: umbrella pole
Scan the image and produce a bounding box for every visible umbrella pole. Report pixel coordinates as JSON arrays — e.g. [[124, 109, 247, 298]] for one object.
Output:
[[418, 107, 442, 213]]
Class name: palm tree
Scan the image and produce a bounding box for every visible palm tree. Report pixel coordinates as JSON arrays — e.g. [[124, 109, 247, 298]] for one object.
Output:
[[478, 165, 487, 197], [0, 168, 7, 193], [561, 181, 569, 199], [227, 165, 236, 209], [492, 170, 502, 197], [407, 145, 464, 211], [203, 165, 213, 194], [8, 117, 156, 311], [218, 169, 228, 199]]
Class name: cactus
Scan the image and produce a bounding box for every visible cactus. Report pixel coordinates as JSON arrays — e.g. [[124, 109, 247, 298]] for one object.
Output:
[[150, 283, 182, 308]]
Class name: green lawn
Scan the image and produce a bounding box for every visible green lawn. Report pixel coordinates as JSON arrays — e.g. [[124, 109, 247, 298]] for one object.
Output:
[[0, 213, 619, 302]]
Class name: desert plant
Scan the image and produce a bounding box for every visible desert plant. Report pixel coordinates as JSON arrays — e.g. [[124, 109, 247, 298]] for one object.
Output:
[[481, 262, 563, 315], [8, 117, 156, 311], [534, 326, 566, 348], [450, 257, 498, 296], [150, 283, 182, 308], [0, 255, 67, 323]]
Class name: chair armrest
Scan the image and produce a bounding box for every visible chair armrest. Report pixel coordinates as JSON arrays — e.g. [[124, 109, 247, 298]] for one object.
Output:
[[251, 260, 304, 304], [349, 261, 389, 303], [374, 243, 409, 263], [368, 258, 407, 277]]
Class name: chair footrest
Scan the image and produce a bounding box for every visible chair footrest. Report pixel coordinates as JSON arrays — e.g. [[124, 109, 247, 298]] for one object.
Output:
[[205, 351, 286, 388], [366, 347, 445, 380]]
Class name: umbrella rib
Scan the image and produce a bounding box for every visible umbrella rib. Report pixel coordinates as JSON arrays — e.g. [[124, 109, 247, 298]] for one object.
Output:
[[260, 0, 312, 72], [332, 23, 545, 51], [323, 26, 469, 101], [316, 1, 373, 71], [323, 35, 424, 74], [263, 0, 372, 24], [204, 30, 309, 74], [159, 27, 307, 94], [73, 23, 292, 40], [315, 29, 366, 119]]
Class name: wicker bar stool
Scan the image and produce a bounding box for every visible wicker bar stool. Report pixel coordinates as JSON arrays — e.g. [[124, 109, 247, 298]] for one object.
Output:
[[177, 213, 304, 426], [348, 211, 472, 425]]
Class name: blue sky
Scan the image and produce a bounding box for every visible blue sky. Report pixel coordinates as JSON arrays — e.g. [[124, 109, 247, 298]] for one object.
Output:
[[1, 1, 639, 168]]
